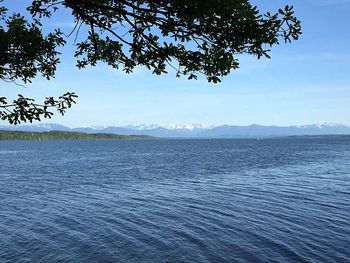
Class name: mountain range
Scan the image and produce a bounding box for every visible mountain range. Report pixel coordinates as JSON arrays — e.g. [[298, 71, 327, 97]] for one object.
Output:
[[1, 123, 350, 138]]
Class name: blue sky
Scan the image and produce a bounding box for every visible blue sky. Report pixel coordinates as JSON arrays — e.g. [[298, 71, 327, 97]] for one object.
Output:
[[2, 0, 350, 127]]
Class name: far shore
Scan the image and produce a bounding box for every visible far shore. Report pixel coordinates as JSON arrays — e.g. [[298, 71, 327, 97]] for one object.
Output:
[[0, 130, 155, 141]]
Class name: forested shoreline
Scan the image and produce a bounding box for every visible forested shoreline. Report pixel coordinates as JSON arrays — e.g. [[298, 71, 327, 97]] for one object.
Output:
[[0, 130, 152, 140]]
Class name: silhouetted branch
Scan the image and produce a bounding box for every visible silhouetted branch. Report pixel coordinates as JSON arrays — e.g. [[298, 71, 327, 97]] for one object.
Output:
[[0, 92, 78, 124]]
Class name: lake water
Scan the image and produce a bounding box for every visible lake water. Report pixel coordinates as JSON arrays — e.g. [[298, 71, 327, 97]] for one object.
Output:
[[0, 139, 349, 262]]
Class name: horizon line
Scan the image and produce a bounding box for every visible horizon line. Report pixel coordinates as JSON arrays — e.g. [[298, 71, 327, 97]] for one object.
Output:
[[1, 122, 350, 130]]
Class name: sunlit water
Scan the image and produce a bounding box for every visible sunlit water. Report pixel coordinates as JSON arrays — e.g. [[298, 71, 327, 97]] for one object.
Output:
[[0, 139, 349, 262]]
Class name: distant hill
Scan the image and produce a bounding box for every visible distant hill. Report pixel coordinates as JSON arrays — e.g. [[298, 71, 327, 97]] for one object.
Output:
[[282, 134, 350, 139], [0, 130, 153, 141], [1, 123, 350, 138]]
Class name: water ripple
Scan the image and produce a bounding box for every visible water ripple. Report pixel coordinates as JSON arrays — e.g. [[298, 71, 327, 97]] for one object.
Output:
[[0, 139, 350, 262]]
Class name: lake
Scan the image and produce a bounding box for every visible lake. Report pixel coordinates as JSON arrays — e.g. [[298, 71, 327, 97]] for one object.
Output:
[[0, 139, 349, 262]]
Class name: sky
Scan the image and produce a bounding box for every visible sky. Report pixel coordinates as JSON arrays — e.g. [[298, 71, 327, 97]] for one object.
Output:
[[2, 0, 350, 127]]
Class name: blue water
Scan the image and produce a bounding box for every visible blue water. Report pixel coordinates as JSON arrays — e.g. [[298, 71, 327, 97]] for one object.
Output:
[[0, 139, 349, 262]]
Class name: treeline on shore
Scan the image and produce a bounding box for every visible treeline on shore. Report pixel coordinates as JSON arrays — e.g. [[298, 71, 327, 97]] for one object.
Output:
[[0, 130, 153, 140]]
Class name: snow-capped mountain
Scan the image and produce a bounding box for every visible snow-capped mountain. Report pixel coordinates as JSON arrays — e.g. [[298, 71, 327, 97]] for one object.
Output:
[[1, 123, 350, 138], [122, 123, 213, 130]]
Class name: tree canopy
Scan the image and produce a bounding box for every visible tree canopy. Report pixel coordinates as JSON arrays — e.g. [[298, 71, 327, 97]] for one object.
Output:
[[0, 0, 301, 124]]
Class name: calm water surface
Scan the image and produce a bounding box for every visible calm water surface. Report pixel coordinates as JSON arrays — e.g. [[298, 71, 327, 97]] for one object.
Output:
[[0, 139, 349, 262]]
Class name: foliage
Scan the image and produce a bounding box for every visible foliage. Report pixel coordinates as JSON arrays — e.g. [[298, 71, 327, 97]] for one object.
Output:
[[0, 0, 77, 124], [0, 92, 77, 124], [0, 0, 301, 124]]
